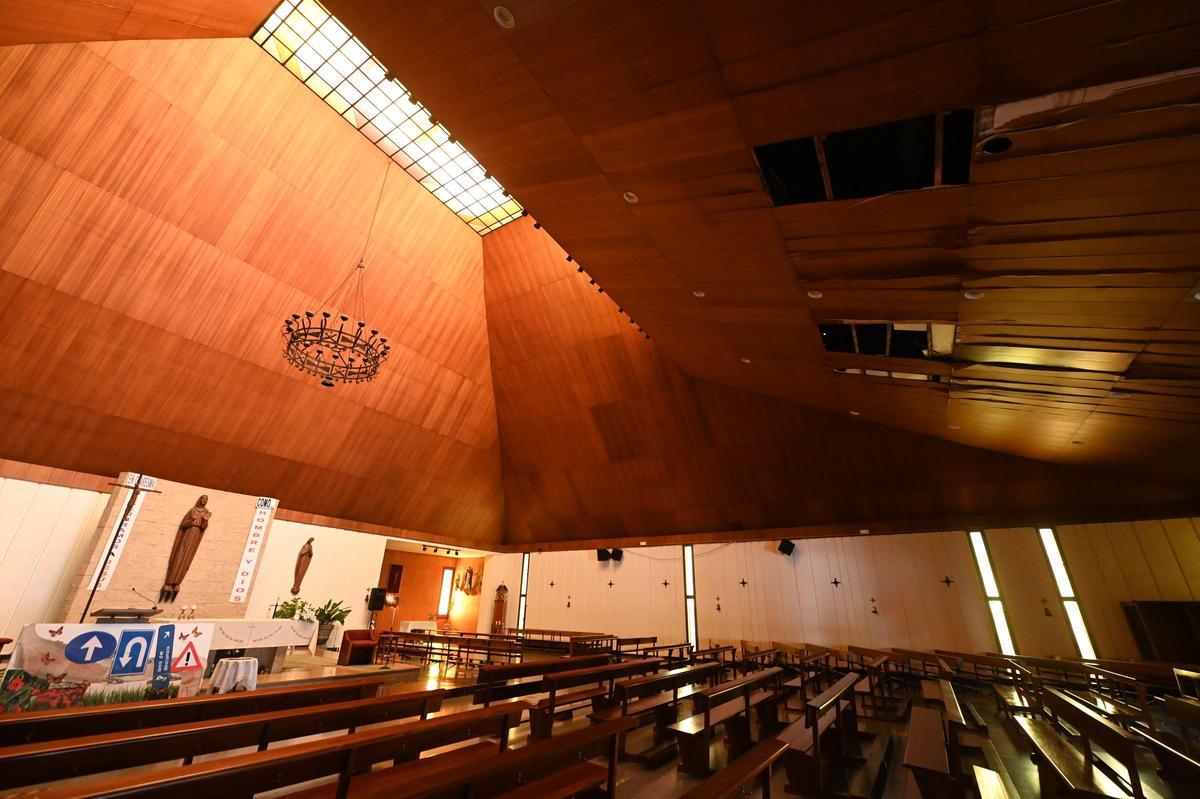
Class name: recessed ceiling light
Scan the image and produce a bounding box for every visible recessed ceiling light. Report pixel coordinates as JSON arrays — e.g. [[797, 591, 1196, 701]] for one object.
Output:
[[1071, 440, 1084, 445], [807, 290, 824, 299], [947, 424, 961, 430], [692, 289, 706, 298], [981, 136, 1013, 155], [639, 541, 647, 546], [1194, 290, 1200, 301], [622, 191, 639, 204], [1109, 389, 1130, 399], [493, 6, 515, 28], [849, 410, 861, 416], [963, 289, 985, 300], [739, 356, 752, 364]]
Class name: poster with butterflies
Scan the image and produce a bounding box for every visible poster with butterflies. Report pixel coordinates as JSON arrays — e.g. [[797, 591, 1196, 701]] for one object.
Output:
[[0, 622, 213, 713]]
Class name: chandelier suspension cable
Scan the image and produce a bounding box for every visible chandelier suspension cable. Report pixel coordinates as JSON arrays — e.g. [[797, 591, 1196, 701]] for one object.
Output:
[[318, 163, 390, 320]]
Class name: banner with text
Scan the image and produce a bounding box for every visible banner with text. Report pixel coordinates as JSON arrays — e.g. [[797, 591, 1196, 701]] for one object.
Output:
[[229, 497, 277, 603]]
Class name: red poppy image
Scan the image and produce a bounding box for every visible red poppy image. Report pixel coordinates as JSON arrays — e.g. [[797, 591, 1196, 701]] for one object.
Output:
[[7, 677, 24, 692]]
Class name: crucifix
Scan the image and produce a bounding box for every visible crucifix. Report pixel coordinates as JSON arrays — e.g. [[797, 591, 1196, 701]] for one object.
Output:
[[79, 472, 163, 622]]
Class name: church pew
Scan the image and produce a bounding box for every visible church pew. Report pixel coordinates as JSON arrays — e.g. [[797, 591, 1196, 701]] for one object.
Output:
[[590, 660, 721, 764], [934, 651, 1016, 684], [740, 648, 781, 673], [0, 687, 445, 789], [518, 629, 606, 653], [920, 678, 966, 771], [0, 675, 387, 745], [1016, 687, 1162, 799], [1132, 696, 1200, 795], [529, 658, 663, 739], [891, 648, 949, 681], [616, 636, 657, 658], [993, 660, 1041, 717], [30, 701, 530, 799], [472, 654, 611, 706], [903, 706, 954, 799], [641, 642, 693, 665], [669, 667, 784, 776], [679, 736, 788, 799], [777, 672, 862, 795], [691, 645, 736, 671], [569, 634, 618, 656], [974, 765, 1018, 799]]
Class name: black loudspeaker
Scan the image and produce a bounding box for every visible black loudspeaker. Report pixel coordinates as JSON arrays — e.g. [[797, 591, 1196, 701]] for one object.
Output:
[[596, 548, 611, 562], [777, 540, 796, 556], [367, 587, 387, 611], [611, 548, 623, 562]]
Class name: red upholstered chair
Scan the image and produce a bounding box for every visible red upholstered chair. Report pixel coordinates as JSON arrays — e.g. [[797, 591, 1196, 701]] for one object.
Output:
[[337, 629, 377, 666]]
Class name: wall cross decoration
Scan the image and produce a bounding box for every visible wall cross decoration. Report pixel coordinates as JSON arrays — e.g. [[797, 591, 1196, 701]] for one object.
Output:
[[831, 578, 841, 588], [607, 581, 614, 588], [549, 581, 555, 588], [662, 579, 670, 588], [566, 594, 572, 608], [739, 579, 748, 588], [716, 596, 721, 612], [941, 576, 955, 587]]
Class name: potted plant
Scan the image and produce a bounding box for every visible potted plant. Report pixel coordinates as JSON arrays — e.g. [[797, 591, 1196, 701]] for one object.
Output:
[[273, 597, 315, 622], [313, 599, 352, 643]]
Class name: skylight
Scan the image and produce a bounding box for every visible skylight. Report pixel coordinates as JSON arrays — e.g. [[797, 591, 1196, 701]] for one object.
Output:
[[253, 0, 523, 234]]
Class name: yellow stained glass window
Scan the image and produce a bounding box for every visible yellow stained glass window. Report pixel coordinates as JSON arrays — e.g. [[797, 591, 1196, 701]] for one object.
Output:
[[254, 0, 523, 234]]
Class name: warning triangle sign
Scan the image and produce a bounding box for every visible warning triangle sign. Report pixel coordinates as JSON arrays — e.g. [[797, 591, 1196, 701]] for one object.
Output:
[[171, 640, 204, 672]]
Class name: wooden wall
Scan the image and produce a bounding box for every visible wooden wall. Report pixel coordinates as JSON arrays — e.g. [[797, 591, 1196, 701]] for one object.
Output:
[[0, 0, 275, 45], [0, 38, 504, 544], [375, 549, 457, 630], [483, 216, 1197, 544], [480, 515, 1200, 658]]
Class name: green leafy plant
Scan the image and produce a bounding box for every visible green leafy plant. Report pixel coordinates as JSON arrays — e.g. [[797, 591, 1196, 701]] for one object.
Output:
[[314, 599, 351, 625], [273, 597, 315, 622]]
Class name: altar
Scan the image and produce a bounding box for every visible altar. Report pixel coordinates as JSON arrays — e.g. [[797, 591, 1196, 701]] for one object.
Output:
[[195, 618, 318, 674]]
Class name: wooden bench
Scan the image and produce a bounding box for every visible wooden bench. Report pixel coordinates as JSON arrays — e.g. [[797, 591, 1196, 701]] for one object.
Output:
[[30, 701, 529, 799], [569, 634, 619, 656], [782, 650, 834, 706], [741, 647, 781, 673], [642, 642, 693, 664], [518, 628, 606, 653], [669, 667, 784, 776], [691, 645, 736, 670], [472, 654, 611, 706], [530, 658, 663, 738], [0, 675, 386, 746], [680, 736, 788, 799], [993, 659, 1041, 717], [934, 650, 1017, 684], [904, 705, 953, 799], [1133, 695, 1200, 795], [973, 765, 1018, 799], [777, 672, 862, 796], [892, 648, 948, 680], [0, 687, 444, 790], [616, 636, 657, 657], [591, 660, 721, 764], [1017, 686, 1161, 799]]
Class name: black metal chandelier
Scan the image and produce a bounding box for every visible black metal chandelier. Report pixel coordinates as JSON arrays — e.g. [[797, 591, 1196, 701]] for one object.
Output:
[[282, 166, 392, 387]]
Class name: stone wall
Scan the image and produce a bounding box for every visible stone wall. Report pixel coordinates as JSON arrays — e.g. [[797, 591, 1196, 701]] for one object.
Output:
[[62, 473, 275, 622]]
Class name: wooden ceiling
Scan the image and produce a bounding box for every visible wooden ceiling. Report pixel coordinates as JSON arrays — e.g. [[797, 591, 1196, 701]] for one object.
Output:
[[486, 216, 1198, 544], [329, 0, 1200, 493], [0, 1, 275, 45], [0, 38, 505, 543]]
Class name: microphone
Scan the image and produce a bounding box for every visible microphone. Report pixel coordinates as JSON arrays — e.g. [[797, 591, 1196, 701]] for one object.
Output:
[[131, 587, 160, 609]]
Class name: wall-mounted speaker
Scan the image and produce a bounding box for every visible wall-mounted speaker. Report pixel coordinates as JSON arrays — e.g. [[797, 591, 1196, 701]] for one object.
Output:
[[367, 587, 387, 611], [777, 540, 796, 556], [611, 548, 623, 562], [596, 548, 611, 562]]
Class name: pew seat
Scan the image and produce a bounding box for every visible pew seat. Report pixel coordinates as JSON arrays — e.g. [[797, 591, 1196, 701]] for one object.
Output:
[[493, 761, 608, 799], [1016, 716, 1128, 797], [903, 706, 952, 799], [679, 736, 788, 799]]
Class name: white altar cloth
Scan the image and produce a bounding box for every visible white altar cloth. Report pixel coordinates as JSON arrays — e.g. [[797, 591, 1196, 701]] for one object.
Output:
[[194, 618, 317, 650]]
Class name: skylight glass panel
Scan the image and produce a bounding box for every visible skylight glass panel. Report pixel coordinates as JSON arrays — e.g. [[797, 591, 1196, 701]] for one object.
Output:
[[254, 0, 523, 234]]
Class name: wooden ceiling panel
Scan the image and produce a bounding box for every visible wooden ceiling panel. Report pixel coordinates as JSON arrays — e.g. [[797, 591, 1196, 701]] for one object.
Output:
[[0, 1, 276, 45], [0, 38, 505, 542]]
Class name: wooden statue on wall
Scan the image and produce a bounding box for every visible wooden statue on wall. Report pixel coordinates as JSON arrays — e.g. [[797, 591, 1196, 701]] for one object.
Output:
[[159, 495, 211, 603], [291, 537, 314, 595], [491, 582, 509, 634]]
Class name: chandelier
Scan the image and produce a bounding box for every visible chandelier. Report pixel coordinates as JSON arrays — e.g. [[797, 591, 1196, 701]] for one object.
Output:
[[282, 167, 392, 387]]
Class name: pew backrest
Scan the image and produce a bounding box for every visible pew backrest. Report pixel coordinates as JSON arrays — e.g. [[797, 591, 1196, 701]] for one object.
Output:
[[0, 675, 386, 746], [695, 667, 782, 727]]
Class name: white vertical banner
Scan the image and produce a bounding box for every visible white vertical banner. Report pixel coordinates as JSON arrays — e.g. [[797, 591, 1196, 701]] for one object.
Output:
[[89, 474, 156, 592], [229, 497, 277, 603]]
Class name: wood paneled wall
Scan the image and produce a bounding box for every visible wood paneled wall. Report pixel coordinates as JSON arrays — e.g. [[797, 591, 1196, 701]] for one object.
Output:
[[0, 477, 109, 640], [0, 1, 275, 45], [0, 38, 504, 543], [480, 515, 1200, 658], [484, 216, 1197, 544]]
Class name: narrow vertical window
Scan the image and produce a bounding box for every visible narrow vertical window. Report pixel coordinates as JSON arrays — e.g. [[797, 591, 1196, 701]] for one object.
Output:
[[968, 531, 1017, 655], [516, 552, 530, 630], [682, 545, 698, 650], [1038, 527, 1096, 659], [436, 566, 454, 617]]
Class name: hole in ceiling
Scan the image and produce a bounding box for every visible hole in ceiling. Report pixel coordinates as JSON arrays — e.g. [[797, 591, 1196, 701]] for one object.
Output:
[[755, 109, 975, 206], [819, 321, 956, 359], [981, 136, 1013, 155]]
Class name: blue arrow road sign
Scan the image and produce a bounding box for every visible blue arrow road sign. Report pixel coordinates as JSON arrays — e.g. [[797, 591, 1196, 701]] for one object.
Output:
[[110, 629, 154, 676], [151, 625, 174, 690], [65, 630, 116, 664]]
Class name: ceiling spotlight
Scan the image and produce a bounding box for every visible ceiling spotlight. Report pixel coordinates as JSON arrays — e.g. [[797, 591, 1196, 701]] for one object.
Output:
[[533, 221, 541, 229], [622, 191, 639, 204], [1071, 440, 1084, 445], [692, 289, 706, 298], [576, 265, 584, 273], [493, 5, 516, 29], [421, 545, 427, 551], [566, 255, 573, 262], [849, 410, 861, 416], [1194, 290, 1200, 301], [962, 289, 985, 300], [597, 287, 606, 293], [807, 290, 824, 299], [739, 356, 752, 364], [947, 424, 961, 430]]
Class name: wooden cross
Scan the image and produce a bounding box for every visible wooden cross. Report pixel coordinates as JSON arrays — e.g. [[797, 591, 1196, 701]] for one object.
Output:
[[739, 578, 748, 588], [830, 578, 841, 588], [607, 581, 614, 588], [549, 581, 555, 588], [662, 579, 670, 587], [941, 576, 955, 587]]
